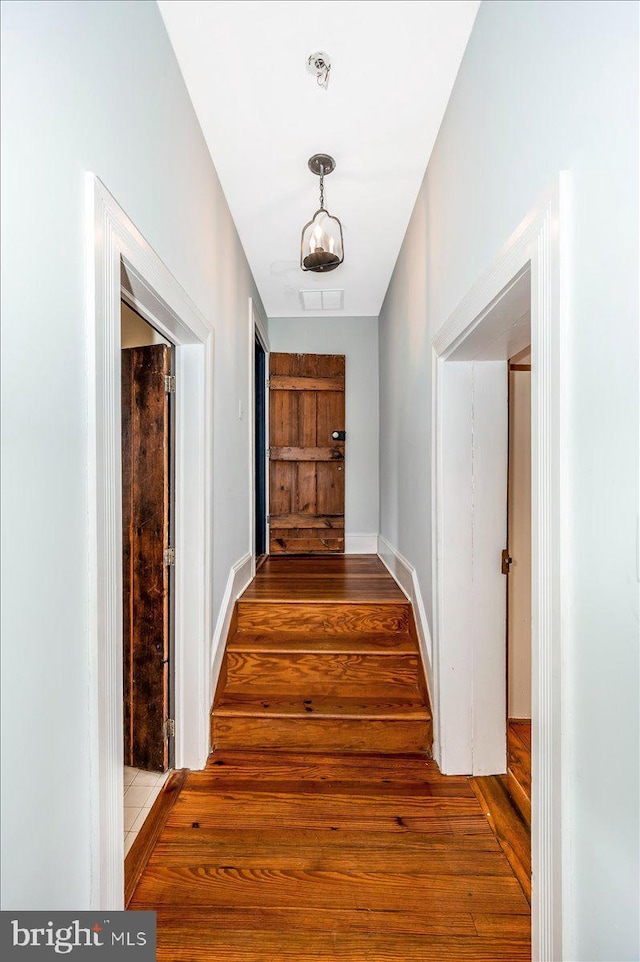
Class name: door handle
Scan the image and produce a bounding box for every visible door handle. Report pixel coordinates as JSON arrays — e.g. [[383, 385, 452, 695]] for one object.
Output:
[[332, 430, 346, 440]]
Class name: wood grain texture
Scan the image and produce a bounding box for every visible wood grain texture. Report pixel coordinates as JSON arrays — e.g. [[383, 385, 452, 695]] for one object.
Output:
[[268, 514, 344, 529], [228, 632, 417, 654], [130, 557, 530, 957], [224, 651, 421, 696], [130, 749, 530, 959], [217, 557, 428, 754], [240, 556, 407, 603], [470, 774, 531, 904], [124, 768, 187, 908], [237, 603, 409, 634], [121, 344, 170, 772], [270, 375, 345, 391], [269, 353, 345, 554]]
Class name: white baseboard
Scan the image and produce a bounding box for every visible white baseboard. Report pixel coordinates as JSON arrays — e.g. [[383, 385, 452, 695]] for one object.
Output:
[[377, 533, 434, 695], [345, 533, 379, 554], [209, 552, 252, 708]]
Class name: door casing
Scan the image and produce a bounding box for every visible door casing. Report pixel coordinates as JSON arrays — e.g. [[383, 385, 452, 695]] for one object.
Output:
[[87, 174, 214, 909], [432, 175, 569, 960]]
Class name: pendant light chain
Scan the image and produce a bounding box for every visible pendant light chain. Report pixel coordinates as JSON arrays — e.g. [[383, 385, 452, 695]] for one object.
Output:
[[319, 169, 325, 210]]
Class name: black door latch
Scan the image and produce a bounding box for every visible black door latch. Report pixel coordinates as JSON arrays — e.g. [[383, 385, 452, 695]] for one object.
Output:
[[331, 430, 346, 441]]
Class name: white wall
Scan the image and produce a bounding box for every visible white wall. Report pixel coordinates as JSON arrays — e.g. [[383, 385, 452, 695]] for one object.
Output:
[[379, 2, 639, 958], [1, 0, 264, 909], [268, 316, 379, 549]]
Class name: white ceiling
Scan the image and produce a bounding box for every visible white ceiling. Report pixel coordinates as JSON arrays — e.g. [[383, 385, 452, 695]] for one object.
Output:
[[158, 0, 480, 318]]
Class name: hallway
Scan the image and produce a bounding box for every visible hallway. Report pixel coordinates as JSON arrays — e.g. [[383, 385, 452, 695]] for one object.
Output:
[[129, 558, 530, 960]]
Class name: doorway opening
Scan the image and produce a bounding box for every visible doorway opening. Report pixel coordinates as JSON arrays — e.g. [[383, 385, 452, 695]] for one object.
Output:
[[432, 175, 567, 958], [121, 300, 175, 857]]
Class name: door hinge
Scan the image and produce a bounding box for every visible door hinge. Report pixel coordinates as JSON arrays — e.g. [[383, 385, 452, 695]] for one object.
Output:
[[164, 546, 176, 566], [266, 515, 270, 524], [164, 374, 176, 393], [163, 718, 175, 740], [501, 549, 513, 575]]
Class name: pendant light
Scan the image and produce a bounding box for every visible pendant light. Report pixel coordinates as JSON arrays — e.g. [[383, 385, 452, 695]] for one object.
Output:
[[300, 154, 344, 273]]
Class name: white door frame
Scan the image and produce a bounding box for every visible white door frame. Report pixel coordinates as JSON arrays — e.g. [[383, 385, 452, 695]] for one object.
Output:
[[432, 174, 569, 960], [86, 174, 214, 908], [248, 297, 269, 575]]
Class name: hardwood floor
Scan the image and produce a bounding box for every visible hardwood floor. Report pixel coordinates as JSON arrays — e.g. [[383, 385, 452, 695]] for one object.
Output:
[[212, 556, 431, 754], [470, 720, 532, 903], [130, 750, 531, 960], [130, 558, 531, 959]]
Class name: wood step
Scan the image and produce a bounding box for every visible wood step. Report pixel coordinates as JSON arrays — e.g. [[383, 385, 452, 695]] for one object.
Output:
[[214, 694, 430, 719], [236, 602, 410, 634], [227, 630, 417, 654], [212, 694, 432, 754], [224, 651, 421, 697]]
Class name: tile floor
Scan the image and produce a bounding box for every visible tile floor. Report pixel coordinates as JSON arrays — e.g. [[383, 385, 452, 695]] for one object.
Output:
[[124, 766, 169, 855]]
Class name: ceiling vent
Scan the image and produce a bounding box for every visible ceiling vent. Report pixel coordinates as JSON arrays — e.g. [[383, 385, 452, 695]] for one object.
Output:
[[299, 289, 344, 312]]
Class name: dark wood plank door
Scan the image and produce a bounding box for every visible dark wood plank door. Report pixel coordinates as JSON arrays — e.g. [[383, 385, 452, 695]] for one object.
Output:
[[269, 353, 345, 554], [122, 344, 172, 772]]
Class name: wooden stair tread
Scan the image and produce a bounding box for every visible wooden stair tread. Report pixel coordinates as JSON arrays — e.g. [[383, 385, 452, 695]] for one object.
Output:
[[228, 631, 417, 653], [214, 693, 431, 720]]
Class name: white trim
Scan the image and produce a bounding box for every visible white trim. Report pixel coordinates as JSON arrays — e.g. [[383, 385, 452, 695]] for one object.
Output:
[[86, 174, 213, 909], [209, 552, 253, 697], [248, 297, 269, 576], [432, 175, 569, 961], [377, 535, 434, 713], [345, 533, 379, 554]]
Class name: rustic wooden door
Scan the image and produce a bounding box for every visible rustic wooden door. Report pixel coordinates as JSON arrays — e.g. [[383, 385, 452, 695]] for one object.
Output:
[[122, 344, 173, 772], [269, 353, 345, 554]]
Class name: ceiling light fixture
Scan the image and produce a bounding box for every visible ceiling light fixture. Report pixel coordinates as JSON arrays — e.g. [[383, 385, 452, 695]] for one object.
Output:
[[300, 154, 344, 273], [306, 51, 331, 89]]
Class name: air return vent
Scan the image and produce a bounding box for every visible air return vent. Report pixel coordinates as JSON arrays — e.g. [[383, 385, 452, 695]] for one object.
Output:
[[299, 289, 344, 311]]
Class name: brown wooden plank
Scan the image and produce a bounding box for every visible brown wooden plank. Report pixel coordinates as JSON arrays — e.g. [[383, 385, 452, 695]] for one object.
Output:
[[270, 387, 299, 446], [133, 864, 529, 914], [473, 913, 531, 940], [122, 344, 171, 772], [270, 446, 344, 462], [228, 631, 417, 654], [316, 461, 344, 515], [316, 389, 345, 446], [269, 461, 296, 517], [236, 603, 410, 634], [145, 840, 512, 876], [202, 749, 462, 783], [224, 651, 420, 696], [149, 828, 499, 858], [150, 930, 531, 962], [270, 535, 344, 554], [270, 353, 345, 378], [214, 693, 429, 720], [125, 769, 187, 908], [269, 514, 344, 529], [270, 375, 345, 391], [470, 776, 531, 904], [132, 903, 478, 938], [213, 715, 431, 754]]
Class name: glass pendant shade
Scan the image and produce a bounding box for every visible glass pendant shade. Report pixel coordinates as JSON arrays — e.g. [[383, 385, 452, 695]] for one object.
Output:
[[301, 208, 344, 272]]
